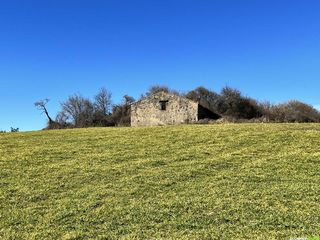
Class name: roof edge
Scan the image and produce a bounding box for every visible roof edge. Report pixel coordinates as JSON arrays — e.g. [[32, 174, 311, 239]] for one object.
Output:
[[130, 91, 198, 105]]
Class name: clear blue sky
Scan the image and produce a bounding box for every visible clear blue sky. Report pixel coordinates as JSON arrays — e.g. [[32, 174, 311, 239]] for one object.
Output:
[[1, 0, 320, 131]]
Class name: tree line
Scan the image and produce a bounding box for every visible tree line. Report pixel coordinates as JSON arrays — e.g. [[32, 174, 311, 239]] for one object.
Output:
[[185, 86, 320, 123], [35, 85, 320, 129], [35, 87, 134, 129]]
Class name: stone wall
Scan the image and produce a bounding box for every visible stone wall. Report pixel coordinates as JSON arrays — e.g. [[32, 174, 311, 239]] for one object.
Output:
[[131, 92, 198, 127]]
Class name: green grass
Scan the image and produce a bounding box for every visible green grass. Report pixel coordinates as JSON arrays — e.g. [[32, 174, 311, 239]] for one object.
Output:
[[1, 124, 320, 239]]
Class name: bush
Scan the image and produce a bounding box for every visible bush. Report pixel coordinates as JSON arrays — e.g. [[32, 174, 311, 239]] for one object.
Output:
[[10, 127, 19, 132], [218, 87, 262, 119], [268, 101, 320, 123], [112, 95, 135, 126], [145, 85, 179, 97], [185, 86, 221, 113]]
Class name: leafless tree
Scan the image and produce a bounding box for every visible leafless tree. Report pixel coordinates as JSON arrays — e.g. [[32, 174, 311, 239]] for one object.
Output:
[[94, 87, 112, 115], [61, 94, 94, 127], [34, 99, 54, 124]]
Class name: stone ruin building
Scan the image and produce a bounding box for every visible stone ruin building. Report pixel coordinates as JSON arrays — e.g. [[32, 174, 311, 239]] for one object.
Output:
[[130, 91, 220, 127]]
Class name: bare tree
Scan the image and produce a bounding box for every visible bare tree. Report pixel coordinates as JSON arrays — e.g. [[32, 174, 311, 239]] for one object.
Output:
[[55, 111, 71, 128], [94, 87, 112, 115], [61, 94, 94, 127], [34, 99, 54, 124]]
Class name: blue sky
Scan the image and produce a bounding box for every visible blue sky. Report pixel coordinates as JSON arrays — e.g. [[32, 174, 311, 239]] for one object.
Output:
[[1, 0, 320, 131]]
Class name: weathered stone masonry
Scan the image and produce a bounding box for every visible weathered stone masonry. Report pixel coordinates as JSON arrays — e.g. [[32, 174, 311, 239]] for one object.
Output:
[[130, 91, 219, 127]]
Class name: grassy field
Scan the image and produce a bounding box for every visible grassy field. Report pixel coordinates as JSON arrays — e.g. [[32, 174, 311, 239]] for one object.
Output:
[[0, 124, 320, 239]]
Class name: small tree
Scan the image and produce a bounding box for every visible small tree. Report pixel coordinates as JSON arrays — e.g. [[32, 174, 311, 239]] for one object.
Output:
[[94, 87, 112, 115], [34, 99, 61, 129], [92, 87, 114, 127], [34, 99, 54, 124]]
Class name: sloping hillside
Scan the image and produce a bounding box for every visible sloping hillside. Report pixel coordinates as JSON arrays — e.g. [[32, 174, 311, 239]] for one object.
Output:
[[1, 124, 320, 239]]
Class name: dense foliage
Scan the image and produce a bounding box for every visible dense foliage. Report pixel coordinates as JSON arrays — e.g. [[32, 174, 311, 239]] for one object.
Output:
[[185, 86, 320, 123]]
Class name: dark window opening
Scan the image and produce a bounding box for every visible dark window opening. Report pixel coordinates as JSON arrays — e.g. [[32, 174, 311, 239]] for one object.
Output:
[[159, 100, 168, 111]]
